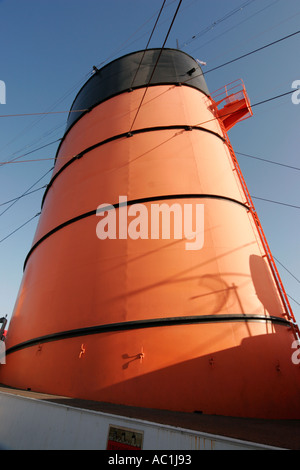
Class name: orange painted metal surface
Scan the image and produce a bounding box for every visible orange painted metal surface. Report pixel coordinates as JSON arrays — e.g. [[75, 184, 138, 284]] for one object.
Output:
[[1, 52, 300, 419], [211, 79, 253, 131]]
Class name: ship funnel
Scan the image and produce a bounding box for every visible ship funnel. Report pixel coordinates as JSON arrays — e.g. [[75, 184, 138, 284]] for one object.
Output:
[[1, 49, 299, 419]]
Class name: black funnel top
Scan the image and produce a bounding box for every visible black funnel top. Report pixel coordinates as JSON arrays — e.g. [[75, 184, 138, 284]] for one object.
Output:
[[66, 48, 209, 131]]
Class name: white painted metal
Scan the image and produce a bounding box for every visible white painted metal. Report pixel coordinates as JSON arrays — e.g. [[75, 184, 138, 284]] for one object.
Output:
[[0, 390, 282, 450]]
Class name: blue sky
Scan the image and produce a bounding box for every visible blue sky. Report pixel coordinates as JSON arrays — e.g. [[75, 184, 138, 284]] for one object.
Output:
[[0, 0, 299, 327]]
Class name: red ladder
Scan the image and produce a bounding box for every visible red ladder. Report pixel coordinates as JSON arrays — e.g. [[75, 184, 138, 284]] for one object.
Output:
[[211, 80, 299, 339]]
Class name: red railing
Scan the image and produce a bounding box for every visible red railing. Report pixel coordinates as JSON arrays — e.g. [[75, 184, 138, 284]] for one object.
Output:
[[211, 79, 253, 130]]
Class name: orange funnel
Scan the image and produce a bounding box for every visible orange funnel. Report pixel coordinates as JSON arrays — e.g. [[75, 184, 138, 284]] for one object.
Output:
[[1, 49, 300, 419]]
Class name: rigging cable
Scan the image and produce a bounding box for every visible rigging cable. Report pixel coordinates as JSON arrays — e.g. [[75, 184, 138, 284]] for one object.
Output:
[[204, 29, 300, 74], [288, 295, 300, 308], [0, 138, 61, 166], [251, 196, 300, 210], [236, 152, 300, 171], [274, 257, 300, 284], [0, 89, 298, 169], [189, 0, 281, 55], [0, 109, 88, 119], [0, 2, 177, 163], [0, 213, 40, 244], [129, 0, 183, 132], [0, 29, 298, 125], [0, 186, 46, 207], [130, 0, 167, 89], [183, 29, 300, 82], [0, 3, 294, 167], [179, 0, 257, 48], [0, 166, 53, 218], [0, 98, 299, 310]]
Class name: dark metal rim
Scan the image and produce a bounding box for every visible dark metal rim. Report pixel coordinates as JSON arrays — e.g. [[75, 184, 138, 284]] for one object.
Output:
[[45, 124, 225, 207], [24, 193, 249, 271], [67, 47, 208, 121], [60, 47, 210, 149], [5, 314, 294, 356]]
